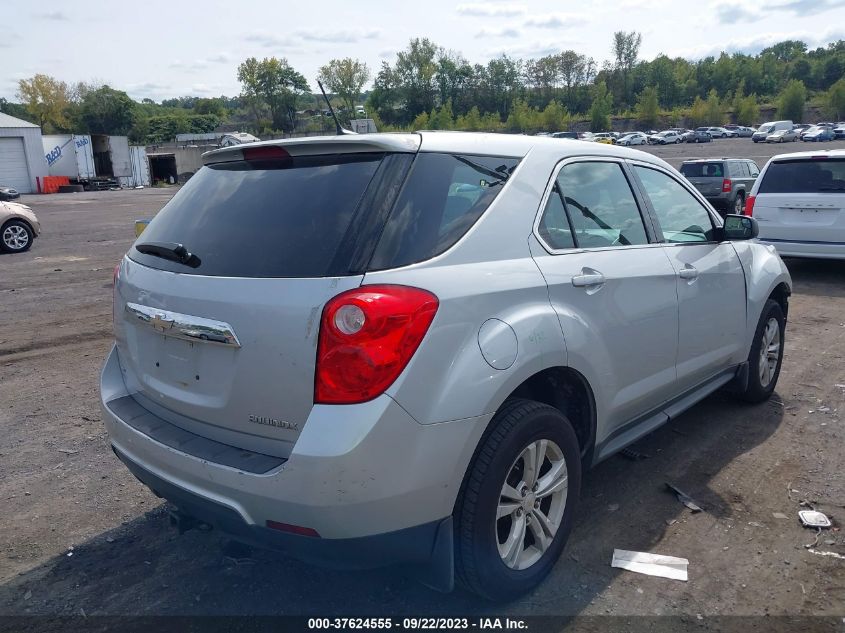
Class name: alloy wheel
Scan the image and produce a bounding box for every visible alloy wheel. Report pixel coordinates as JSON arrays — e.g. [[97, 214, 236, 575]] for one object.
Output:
[[2, 224, 29, 251], [497, 439, 568, 570], [758, 317, 781, 388]]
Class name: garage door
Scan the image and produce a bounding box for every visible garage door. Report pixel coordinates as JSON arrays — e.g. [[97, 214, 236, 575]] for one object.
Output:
[[0, 137, 32, 193]]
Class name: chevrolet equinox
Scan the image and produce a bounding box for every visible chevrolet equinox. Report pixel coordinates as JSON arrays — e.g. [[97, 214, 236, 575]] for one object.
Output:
[[101, 132, 791, 600]]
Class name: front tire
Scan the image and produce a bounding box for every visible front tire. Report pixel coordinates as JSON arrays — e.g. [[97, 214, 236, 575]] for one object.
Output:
[[1, 220, 33, 253], [454, 399, 581, 600], [739, 299, 785, 403]]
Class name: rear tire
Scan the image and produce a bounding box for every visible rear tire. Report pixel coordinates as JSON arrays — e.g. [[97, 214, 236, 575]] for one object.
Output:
[[733, 192, 745, 215], [738, 299, 785, 403], [454, 399, 581, 601]]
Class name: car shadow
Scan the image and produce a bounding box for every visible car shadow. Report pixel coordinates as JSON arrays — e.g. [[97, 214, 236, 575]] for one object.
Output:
[[0, 392, 783, 617], [783, 257, 845, 299]]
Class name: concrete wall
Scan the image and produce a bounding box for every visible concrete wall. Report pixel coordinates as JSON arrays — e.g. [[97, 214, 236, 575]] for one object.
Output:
[[0, 125, 48, 193]]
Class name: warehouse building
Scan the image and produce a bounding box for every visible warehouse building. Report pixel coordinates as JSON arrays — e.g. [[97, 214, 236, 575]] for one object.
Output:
[[0, 112, 47, 194]]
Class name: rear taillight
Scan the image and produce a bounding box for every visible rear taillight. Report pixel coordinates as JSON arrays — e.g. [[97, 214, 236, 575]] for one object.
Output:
[[314, 285, 439, 404], [242, 145, 290, 161], [722, 178, 732, 193], [744, 195, 755, 217]]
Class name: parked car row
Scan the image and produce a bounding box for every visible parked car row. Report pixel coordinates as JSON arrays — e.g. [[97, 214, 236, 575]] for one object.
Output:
[[548, 120, 844, 146]]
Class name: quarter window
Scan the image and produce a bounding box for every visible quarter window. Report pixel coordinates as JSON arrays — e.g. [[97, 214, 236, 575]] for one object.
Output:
[[634, 166, 716, 243], [539, 161, 648, 250]]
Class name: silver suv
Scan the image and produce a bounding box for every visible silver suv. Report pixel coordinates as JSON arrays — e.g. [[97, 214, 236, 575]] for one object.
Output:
[[101, 133, 791, 600]]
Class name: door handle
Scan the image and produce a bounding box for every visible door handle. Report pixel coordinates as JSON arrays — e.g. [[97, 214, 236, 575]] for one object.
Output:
[[572, 271, 606, 287], [678, 265, 699, 280]]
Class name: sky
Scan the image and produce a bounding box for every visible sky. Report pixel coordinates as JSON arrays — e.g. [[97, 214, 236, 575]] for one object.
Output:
[[2, 0, 844, 102]]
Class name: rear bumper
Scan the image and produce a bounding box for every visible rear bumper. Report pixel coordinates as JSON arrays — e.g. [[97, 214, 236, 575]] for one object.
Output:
[[100, 345, 487, 579], [112, 444, 452, 576], [759, 238, 845, 260]]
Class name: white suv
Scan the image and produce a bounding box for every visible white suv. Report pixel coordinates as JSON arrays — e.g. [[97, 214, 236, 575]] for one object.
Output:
[[746, 149, 845, 259], [102, 132, 791, 599]]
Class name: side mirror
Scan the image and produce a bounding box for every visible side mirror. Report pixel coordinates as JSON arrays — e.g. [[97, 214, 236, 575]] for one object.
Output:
[[135, 219, 151, 237], [722, 214, 758, 240]]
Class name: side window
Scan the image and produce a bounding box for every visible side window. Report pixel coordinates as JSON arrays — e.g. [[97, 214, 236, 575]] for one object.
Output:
[[537, 184, 575, 249], [633, 166, 716, 243], [546, 161, 648, 249], [730, 161, 748, 177], [370, 153, 520, 270], [747, 161, 760, 177]]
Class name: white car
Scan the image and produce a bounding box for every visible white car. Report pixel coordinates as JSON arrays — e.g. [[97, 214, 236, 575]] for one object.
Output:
[[616, 132, 648, 146], [747, 149, 845, 259], [649, 130, 684, 144]]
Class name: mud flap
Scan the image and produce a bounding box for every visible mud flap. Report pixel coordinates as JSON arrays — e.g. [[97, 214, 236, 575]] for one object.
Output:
[[408, 516, 455, 593], [724, 361, 750, 394]]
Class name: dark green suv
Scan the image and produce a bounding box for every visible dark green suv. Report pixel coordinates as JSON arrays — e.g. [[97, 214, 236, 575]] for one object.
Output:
[[680, 158, 760, 216]]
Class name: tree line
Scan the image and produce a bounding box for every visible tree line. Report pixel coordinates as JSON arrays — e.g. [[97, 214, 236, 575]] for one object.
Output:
[[3, 34, 844, 143]]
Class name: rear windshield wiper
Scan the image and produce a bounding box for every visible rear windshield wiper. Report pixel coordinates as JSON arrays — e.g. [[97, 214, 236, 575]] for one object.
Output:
[[135, 241, 201, 268]]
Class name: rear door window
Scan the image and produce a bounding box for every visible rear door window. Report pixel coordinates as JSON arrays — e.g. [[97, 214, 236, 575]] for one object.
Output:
[[368, 153, 519, 269], [130, 153, 386, 277], [758, 158, 845, 194]]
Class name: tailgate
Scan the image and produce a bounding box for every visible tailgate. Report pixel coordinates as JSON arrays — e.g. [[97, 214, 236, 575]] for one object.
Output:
[[115, 259, 363, 456]]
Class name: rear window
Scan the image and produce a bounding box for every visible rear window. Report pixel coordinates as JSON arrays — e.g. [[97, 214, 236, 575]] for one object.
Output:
[[368, 153, 520, 270], [680, 162, 725, 178], [130, 153, 384, 277], [758, 158, 845, 194]]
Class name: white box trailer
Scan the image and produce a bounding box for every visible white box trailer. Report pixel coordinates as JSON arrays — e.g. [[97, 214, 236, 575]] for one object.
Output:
[[128, 145, 151, 188], [42, 134, 96, 181]]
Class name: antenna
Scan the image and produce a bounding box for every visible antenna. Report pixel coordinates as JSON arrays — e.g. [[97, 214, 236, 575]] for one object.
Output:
[[317, 80, 355, 135]]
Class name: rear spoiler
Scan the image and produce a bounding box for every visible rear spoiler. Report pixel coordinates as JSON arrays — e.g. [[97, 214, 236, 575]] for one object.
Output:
[[202, 134, 421, 166]]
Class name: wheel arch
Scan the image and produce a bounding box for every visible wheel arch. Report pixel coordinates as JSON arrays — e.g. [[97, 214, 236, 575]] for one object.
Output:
[[0, 215, 37, 239], [463, 365, 598, 485]]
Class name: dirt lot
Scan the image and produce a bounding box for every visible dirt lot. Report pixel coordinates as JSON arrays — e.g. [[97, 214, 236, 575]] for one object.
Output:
[[1, 138, 844, 623]]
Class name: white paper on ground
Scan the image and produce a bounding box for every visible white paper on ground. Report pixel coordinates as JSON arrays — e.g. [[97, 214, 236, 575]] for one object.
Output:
[[611, 549, 689, 581]]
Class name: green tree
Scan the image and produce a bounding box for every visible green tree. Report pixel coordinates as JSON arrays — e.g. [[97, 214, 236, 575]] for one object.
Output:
[[735, 92, 760, 126], [688, 96, 708, 127], [430, 99, 454, 130], [411, 111, 430, 130], [237, 57, 309, 132], [825, 78, 845, 120], [541, 100, 568, 132], [635, 86, 660, 128], [463, 106, 482, 131], [589, 81, 613, 132], [318, 58, 371, 121], [611, 31, 642, 108], [777, 79, 807, 121], [16, 74, 74, 132], [193, 98, 226, 117], [77, 86, 135, 134], [480, 112, 503, 131], [394, 38, 440, 118], [704, 89, 723, 125]]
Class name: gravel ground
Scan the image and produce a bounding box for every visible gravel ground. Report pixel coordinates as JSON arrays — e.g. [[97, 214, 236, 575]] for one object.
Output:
[[1, 139, 844, 624]]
